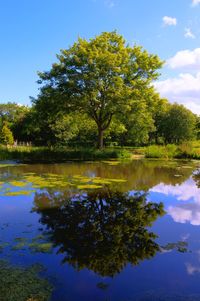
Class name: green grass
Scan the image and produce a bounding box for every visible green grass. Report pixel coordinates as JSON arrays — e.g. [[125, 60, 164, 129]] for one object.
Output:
[[145, 141, 200, 160], [0, 145, 131, 163], [1, 142, 200, 162]]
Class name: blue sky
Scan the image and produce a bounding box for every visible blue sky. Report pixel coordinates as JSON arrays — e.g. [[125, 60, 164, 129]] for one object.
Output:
[[0, 0, 200, 113]]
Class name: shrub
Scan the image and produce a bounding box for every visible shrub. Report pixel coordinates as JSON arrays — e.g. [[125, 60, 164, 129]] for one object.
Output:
[[0, 123, 14, 145], [145, 145, 167, 158]]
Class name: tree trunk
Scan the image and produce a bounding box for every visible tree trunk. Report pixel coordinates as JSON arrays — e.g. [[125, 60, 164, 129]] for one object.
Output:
[[97, 127, 104, 149]]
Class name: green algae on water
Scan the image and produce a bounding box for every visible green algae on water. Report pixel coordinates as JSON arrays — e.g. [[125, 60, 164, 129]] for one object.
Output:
[[0, 260, 53, 301], [3, 190, 35, 196], [161, 241, 188, 253], [9, 181, 28, 187], [28, 242, 53, 254], [0, 171, 127, 195], [77, 184, 103, 190]]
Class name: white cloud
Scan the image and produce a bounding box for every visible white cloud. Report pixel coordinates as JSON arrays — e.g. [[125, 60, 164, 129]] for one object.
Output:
[[184, 28, 196, 39], [151, 179, 200, 226], [151, 180, 200, 203], [162, 16, 177, 26], [168, 203, 200, 225], [167, 48, 200, 69], [192, 0, 200, 6], [186, 263, 200, 275], [155, 72, 200, 115], [155, 48, 200, 114]]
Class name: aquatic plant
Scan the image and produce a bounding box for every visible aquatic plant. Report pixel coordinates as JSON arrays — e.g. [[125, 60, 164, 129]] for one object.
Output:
[[0, 172, 128, 195], [160, 241, 188, 253], [28, 242, 53, 254], [0, 260, 53, 301]]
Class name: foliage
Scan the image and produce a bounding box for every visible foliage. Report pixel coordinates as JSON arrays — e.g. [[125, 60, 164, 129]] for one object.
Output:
[[0, 145, 131, 162], [145, 142, 200, 159], [120, 98, 155, 145], [158, 103, 196, 144], [145, 145, 176, 159], [0, 34, 199, 150], [0, 122, 14, 145], [35, 31, 163, 148]]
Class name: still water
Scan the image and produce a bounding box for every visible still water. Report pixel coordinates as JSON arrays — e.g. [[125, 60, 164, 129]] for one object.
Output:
[[0, 159, 200, 301]]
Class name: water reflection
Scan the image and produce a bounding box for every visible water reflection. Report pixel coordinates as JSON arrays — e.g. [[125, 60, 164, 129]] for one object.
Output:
[[151, 169, 200, 226], [193, 170, 200, 188], [1, 159, 196, 192], [33, 188, 164, 277]]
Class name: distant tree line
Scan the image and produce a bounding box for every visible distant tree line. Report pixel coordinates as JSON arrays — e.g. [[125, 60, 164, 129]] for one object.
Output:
[[0, 32, 199, 147], [0, 100, 198, 147]]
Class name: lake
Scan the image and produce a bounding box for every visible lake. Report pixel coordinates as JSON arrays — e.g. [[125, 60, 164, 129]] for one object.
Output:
[[0, 159, 200, 301]]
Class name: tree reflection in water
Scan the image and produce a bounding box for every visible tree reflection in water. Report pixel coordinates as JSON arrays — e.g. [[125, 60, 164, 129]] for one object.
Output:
[[33, 188, 165, 277], [193, 170, 200, 188]]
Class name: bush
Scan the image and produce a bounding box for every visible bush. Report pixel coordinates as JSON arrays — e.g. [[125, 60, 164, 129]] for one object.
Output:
[[145, 145, 167, 158], [0, 123, 14, 145], [145, 144, 178, 159]]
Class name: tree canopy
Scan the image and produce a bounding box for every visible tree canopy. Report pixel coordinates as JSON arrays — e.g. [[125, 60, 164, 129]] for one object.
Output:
[[35, 31, 163, 148]]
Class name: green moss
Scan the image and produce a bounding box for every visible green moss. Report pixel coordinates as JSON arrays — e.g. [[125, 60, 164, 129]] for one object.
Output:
[[0, 260, 53, 301]]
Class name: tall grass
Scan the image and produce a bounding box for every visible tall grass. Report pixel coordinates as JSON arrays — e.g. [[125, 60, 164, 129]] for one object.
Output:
[[0, 145, 131, 163], [145, 144, 177, 159], [145, 142, 200, 160]]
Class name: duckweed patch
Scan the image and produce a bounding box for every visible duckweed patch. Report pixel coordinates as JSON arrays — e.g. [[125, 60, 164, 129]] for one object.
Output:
[[9, 235, 53, 254], [77, 184, 103, 190], [28, 242, 53, 254], [0, 260, 53, 301], [4, 190, 35, 196], [12, 241, 27, 251], [0, 172, 127, 195], [9, 181, 28, 187], [161, 241, 188, 253], [0, 242, 9, 253]]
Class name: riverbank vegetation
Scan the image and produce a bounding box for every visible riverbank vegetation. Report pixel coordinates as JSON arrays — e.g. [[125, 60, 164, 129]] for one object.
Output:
[[0, 32, 199, 161], [0, 141, 199, 162]]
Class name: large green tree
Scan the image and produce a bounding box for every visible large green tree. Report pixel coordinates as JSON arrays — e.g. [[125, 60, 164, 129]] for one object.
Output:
[[35, 31, 163, 148]]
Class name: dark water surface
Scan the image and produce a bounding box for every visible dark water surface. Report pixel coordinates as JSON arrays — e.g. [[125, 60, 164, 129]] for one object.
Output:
[[1, 159, 200, 301]]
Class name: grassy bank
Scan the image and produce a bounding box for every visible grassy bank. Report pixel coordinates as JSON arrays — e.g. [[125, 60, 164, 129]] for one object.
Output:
[[144, 141, 200, 160], [0, 145, 131, 163], [0, 141, 200, 163]]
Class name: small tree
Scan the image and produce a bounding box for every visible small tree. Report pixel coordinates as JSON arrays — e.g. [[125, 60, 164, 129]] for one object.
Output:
[[161, 103, 196, 144], [1, 122, 14, 145]]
